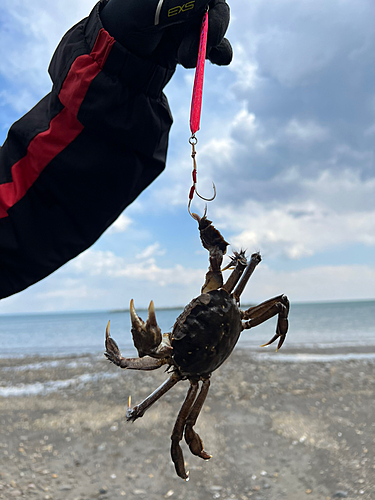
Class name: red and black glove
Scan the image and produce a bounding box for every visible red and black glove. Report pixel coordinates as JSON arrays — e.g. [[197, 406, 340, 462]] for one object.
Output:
[[100, 0, 232, 68]]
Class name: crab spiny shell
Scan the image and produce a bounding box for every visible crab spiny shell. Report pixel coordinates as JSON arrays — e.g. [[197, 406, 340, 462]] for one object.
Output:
[[171, 289, 242, 378]]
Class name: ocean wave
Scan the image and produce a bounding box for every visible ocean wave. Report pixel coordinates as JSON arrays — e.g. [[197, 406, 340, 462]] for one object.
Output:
[[251, 352, 375, 363], [0, 359, 95, 372], [0, 371, 118, 398]]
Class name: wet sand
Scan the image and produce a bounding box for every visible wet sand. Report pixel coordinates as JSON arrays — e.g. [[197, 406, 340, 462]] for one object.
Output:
[[0, 347, 374, 500]]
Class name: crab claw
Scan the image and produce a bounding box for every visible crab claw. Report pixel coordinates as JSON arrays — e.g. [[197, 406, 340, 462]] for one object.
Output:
[[104, 321, 125, 366], [130, 299, 166, 358], [130, 299, 143, 330], [145, 300, 158, 331], [260, 332, 287, 351], [260, 297, 289, 351]]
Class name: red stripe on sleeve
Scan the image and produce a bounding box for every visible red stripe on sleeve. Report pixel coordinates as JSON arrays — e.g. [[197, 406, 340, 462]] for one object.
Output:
[[0, 28, 115, 219], [59, 29, 115, 116]]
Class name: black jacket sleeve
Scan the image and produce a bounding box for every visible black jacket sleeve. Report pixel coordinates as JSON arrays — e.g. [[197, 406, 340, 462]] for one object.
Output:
[[0, 0, 174, 299]]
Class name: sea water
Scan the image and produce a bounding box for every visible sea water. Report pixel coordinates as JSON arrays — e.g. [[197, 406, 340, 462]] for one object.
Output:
[[0, 300, 374, 398], [0, 300, 374, 358]]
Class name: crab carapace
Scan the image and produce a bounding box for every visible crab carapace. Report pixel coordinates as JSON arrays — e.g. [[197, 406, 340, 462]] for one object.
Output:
[[105, 214, 289, 480]]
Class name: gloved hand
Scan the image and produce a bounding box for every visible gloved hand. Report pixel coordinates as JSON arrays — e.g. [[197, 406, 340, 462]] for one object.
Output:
[[100, 0, 232, 68]]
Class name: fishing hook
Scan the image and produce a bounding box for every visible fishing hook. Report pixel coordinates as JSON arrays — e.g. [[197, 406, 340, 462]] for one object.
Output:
[[188, 135, 216, 218]]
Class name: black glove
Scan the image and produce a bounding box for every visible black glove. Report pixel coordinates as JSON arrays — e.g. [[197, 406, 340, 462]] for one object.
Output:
[[100, 0, 232, 68]]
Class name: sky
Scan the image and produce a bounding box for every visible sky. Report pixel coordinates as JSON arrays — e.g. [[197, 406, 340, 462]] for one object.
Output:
[[0, 0, 374, 314]]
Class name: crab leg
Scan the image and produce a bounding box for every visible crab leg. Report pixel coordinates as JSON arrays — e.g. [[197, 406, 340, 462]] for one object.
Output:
[[241, 295, 290, 350], [192, 214, 229, 293], [222, 251, 248, 294], [126, 374, 181, 422], [171, 380, 199, 480], [233, 252, 262, 302], [184, 378, 211, 460], [242, 294, 287, 320]]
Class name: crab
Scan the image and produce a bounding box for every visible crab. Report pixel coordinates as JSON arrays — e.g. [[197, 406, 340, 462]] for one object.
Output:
[[104, 214, 289, 480]]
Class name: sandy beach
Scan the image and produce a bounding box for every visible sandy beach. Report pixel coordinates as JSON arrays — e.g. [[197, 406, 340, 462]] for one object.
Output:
[[0, 347, 374, 500]]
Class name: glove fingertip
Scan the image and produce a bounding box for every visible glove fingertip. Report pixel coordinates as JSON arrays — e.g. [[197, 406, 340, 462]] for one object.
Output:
[[208, 38, 233, 66], [207, 1, 230, 47]]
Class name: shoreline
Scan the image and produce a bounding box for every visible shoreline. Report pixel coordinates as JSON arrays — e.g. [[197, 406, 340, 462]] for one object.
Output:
[[0, 349, 374, 499], [1, 345, 375, 397], [0, 338, 375, 358]]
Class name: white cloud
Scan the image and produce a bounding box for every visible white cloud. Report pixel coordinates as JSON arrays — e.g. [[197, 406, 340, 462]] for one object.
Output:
[[229, 42, 258, 91], [105, 214, 132, 234], [284, 119, 329, 143], [36, 284, 106, 301], [136, 243, 165, 260], [215, 197, 375, 260], [71, 249, 121, 277], [68, 248, 203, 286], [239, 264, 375, 304], [364, 123, 375, 136], [4, 256, 372, 314], [230, 0, 375, 88], [302, 169, 375, 213], [0, 89, 36, 114]]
